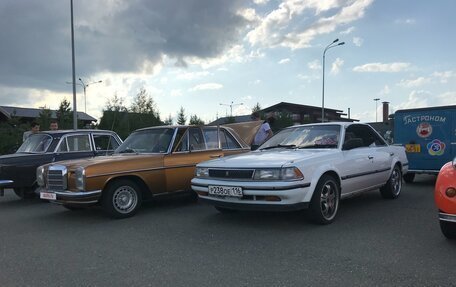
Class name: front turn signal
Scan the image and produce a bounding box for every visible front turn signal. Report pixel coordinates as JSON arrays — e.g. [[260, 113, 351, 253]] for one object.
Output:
[[445, 187, 456, 198]]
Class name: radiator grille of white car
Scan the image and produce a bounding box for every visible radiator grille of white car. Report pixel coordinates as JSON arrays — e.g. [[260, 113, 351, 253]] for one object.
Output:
[[208, 169, 254, 179]]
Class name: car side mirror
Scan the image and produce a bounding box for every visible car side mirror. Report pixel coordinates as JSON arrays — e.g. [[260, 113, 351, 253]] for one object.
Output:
[[343, 138, 364, 150]]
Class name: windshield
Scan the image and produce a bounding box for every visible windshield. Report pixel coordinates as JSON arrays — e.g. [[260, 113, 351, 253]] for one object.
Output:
[[16, 134, 53, 153], [115, 128, 175, 154], [260, 125, 341, 150]]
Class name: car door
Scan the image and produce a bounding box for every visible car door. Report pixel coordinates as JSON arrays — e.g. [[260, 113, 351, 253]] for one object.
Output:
[[163, 127, 225, 193], [53, 133, 96, 162], [361, 125, 392, 186], [92, 133, 121, 156], [338, 125, 377, 194]]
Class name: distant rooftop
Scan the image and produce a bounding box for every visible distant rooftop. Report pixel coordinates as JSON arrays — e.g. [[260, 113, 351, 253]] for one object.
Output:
[[0, 106, 97, 122]]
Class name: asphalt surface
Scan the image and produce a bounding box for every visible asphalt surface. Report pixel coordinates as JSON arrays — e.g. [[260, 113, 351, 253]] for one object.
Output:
[[0, 175, 455, 287]]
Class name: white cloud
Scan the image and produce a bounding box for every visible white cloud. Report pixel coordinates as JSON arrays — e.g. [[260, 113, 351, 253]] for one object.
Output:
[[379, 85, 390, 95], [340, 26, 355, 34], [397, 77, 431, 88], [189, 83, 223, 92], [297, 74, 319, 83], [437, 91, 456, 105], [353, 37, 363, 47], [330, 58, 344, 74], [250, 79, 262, 85], [278, 58, 291, 64], [308, 60, 321, 70], [395, 18, 416, 25], [353, 62, 410, 73], [432, 70, 456, 83], [175, 71, 210, 80], [246, 0, 374, 50], [170, 89, 183, 97], [253, 0, 270, 5], [392, 90, 432, 111]]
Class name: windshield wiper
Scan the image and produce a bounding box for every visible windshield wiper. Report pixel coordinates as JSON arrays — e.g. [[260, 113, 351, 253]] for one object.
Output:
[[298, 144, 337, 149], [260, 144, 296, 150]]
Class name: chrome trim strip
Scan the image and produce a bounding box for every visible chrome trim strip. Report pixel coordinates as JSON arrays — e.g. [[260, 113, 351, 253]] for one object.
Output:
[[51, 189, 102, 197], [0, 180, 13, 187], [341, 167, 390, 180], [407, 169, 439, 174], [86, 164, 196, 178], [191, 182, 311, 191], [439, 212, 456, 223]]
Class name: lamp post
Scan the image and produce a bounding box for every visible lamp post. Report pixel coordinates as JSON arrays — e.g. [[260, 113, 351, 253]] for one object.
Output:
[[374, 98, 380, 122], [78, 78, 102, 114], [220, 101, 243, 117], [70, 0, 77, 129], [321, 38, 345, 122]]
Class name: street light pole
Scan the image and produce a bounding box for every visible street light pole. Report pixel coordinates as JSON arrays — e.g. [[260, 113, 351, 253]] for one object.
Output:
[[321, 38, 345, 122], [220, 101, 243, 117], [78, 78, 102, 114], [374, 98, 380, 122], [70, 0, 77, 129]]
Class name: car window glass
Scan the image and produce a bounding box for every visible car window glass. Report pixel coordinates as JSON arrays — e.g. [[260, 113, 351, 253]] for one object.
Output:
[[16, 134, 53, 153], [189, 128, 205, 151], [93, 134, 120, 151], [116, 128, 174, 153], [173, 128, 189, 152], [220, 129, 241, 149], [345, 125, 386, 147], [202, 127, 219, 149], [66, 135, 91, 152], [261, 125, 340, 149]]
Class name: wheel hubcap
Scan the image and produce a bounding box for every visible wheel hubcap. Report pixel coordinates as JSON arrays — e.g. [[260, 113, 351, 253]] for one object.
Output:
[[391, 168, 401, 195], [112, 186, 138, 214], [321, 181, 338, 220]]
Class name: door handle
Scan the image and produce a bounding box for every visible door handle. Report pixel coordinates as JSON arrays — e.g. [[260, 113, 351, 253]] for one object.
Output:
[[368, 156, 374, 160], [210, 154, 223, 158], [390, 152, 394, 156]]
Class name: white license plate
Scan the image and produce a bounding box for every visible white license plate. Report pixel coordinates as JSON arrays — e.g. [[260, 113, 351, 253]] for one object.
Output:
[[208, 185, 243, 197], [40, 192, 56, 200]]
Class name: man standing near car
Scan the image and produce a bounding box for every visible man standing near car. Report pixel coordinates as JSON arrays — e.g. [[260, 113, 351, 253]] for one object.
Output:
[[23, 121, 40, 142], [49, 120, 58, 131], [251, 112, 274, 150]]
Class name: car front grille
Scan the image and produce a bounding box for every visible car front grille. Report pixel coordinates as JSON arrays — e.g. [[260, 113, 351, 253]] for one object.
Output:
[[208, 169, 254, 179], [47, 165, 68, 191]]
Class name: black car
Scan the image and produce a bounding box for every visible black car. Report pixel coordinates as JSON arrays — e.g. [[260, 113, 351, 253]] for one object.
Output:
[[0, 129, 122, 199]]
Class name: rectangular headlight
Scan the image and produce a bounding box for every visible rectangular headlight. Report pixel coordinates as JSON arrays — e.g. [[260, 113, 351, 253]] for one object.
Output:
[[253, 167, 303, 181], [75, 167, 85, 191], [196, 167, 209, 177]]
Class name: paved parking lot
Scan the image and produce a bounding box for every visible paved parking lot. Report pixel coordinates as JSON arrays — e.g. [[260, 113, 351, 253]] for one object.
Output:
[[0, 175, 455, 287]]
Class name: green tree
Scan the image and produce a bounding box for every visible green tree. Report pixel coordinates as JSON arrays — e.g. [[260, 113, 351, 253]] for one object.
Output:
[[130, 88, 158, 116], [164, 114, 173, 125], [57, 99, 73, 129], [105, 93, 128, 112], [252, 102, 261, 113], [189, 114, 205, 125], [272, 111, 293, 132], [177, 107, 187, 125], [38, 106, 53, 130]]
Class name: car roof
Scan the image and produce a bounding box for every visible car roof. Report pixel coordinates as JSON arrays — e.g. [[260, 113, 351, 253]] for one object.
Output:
[[285, 122, 369, 129], [37, 129, 116, 136]]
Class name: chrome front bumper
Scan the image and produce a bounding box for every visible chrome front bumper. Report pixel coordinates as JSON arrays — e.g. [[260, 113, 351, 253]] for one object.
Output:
[[39, 187, 102, 205], [439, 212, 456, 223]]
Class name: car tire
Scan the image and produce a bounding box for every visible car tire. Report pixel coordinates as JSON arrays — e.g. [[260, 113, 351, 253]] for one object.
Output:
[[102, 179, 142, 219], [309, 175, 340, 225], [13, 187, 37, 200], [403, 172, 415, 183], [439, 220, 456, 239], [380, 165, 402, 199], [214, 206, 236, 214]]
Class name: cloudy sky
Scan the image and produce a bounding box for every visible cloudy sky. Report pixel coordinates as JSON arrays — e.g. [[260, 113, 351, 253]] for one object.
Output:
[[0, 0, 454, 123]]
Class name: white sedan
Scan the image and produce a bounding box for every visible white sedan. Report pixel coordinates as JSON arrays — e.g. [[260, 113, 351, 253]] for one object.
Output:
[[191, 122, 408, 224]]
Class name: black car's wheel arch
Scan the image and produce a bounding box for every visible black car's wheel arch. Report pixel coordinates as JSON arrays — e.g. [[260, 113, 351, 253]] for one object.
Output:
[[103, 175, 152, 201]]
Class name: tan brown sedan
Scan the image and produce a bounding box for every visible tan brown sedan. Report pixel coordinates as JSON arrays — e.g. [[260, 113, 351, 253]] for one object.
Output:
[[37, 125, 252, 218]]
